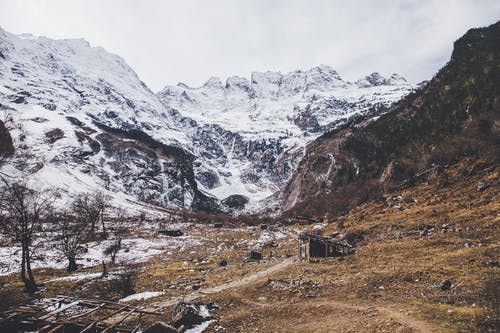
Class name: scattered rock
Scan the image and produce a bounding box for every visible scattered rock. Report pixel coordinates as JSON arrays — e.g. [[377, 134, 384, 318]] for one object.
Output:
[[440, 280, 453, 291], [484, 259, 499, 267], [477, 181, 489, 192]]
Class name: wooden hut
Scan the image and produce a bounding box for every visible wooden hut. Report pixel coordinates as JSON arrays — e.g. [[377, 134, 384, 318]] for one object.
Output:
[[160, 229, 184, 237], [298, 233, 352, 259]]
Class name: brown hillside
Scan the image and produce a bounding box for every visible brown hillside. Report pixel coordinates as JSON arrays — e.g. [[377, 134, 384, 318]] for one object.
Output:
[[283, 21, 500, 216]]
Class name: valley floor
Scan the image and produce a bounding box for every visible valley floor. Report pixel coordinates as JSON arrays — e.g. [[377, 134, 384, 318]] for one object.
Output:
[[0, 159, 498, 332]]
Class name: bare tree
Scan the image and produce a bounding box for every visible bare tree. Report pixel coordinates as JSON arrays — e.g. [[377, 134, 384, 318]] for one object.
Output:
[[0, 182, 55, 293], [95, 191, 111, 238], [72, 191, 111, 238], [103, 210, 126, 264], [56, 212, 86, 272]]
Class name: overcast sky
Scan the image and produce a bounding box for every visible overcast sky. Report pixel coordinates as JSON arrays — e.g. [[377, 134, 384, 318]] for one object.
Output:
[[0, 0, 499, 91]]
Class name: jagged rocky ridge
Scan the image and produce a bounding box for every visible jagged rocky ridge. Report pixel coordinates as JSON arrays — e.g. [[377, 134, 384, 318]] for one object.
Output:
[[0, 26, 414, 212], [282, 21, 500, 216]]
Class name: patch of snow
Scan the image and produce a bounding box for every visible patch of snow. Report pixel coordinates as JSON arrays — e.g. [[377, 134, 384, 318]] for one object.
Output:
[[118, 291, 165, 302], [185, 320, 215, 333], [46, 272, 101, 283]]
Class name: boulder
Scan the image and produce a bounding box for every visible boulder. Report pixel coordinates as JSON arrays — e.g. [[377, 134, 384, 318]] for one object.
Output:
[[171, 302, 216, 329], [477, 181, 490, 192], [440, 280, 453, 291]]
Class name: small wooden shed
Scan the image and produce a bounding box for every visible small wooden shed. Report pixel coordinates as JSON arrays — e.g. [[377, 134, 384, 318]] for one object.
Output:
[[160, 229, 184, 237], [248, 250, 263, 261], [298, 233, 352, 259]]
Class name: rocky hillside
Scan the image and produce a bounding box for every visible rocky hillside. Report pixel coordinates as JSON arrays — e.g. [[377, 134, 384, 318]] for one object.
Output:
[[0, 27, 218, 211], [0, 25, 414, 213], [283, 21, 500, 216]]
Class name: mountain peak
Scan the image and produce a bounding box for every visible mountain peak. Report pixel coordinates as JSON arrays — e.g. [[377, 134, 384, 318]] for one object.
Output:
[[356, 72, 408, 87], [203, 76, 224, 89]]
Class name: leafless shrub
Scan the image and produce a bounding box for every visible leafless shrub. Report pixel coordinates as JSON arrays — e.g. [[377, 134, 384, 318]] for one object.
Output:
[[109, 264, 139, 298]]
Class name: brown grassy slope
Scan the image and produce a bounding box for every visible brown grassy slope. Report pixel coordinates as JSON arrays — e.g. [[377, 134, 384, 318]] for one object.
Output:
[[204, 159, 499, 332]]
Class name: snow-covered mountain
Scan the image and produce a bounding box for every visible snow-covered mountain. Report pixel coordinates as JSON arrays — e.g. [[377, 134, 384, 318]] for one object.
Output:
[[0, 27, 415, 213]]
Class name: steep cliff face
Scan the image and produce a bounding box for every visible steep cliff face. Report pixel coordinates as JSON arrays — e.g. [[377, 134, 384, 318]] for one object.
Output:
[[0, 27, 218, 211], [283, 21, 500, 216]]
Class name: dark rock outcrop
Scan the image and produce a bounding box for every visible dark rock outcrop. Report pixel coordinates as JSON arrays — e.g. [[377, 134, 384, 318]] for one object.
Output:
[[221, 194, 249, 211], [0, 120, 14, 157], [45, 128, 64, 143], [93, 122, 220, 212]]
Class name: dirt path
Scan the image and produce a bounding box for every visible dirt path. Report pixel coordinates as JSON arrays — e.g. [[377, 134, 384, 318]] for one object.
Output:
[[316, 300, 438, 333], [237, 298, 437, 332], [147, 256, 297, 310]]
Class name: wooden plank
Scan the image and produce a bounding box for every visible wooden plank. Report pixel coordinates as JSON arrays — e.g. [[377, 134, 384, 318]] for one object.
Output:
[[94, 305, 130, 323], [46, 323, 65, 333], [101, 309, 135, 333], [35, 324, 53, 333], [0, 312, 20, 325], [80, 320, 98, 333], [68, 303, 106, 319], [55, 296, 163, 315], [39, 301, 80, 320], [131, 313, 143, 333]]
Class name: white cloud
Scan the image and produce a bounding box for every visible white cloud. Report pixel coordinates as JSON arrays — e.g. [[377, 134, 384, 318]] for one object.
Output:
[[0, 0, 498, 91]]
